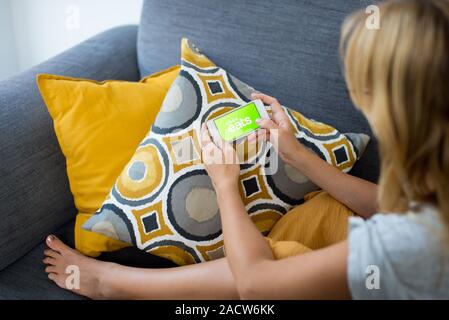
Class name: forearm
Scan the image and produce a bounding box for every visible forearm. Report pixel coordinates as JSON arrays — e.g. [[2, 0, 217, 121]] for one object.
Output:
[[291, 146, 378, 218], [240, 241, 350, 299], [215, 185, 274, 288], [214, 185, 351, 300]]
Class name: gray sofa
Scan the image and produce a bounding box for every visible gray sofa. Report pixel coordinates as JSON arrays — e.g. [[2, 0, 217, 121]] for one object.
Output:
[[0, 0, 377, 299]]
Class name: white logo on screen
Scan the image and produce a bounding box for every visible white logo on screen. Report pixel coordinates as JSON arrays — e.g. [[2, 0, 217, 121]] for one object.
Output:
[[227, 117, 252, 133]]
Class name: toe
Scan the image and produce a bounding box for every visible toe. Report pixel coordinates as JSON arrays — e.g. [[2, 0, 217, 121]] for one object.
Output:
[[45, 265, 57, 274], [47, 272, 66, 290], [44, 249, 60, 259], [46, 235, 71, 254], [43, 257, 57, 265], [47, 272, 60, 285]]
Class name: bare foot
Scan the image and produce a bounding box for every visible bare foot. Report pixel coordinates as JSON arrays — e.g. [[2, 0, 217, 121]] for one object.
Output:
[[43, 235, 113, 299]]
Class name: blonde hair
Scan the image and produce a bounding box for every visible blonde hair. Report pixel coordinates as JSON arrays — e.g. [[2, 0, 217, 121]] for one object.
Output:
[[340, 0, 449, 227]]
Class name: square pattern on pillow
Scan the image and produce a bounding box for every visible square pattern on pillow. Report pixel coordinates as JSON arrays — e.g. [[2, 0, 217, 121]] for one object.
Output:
[[83, 39, 369, 265]]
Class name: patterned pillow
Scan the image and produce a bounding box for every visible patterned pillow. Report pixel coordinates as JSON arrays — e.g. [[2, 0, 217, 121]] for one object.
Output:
[[83, 39, 369, 265]]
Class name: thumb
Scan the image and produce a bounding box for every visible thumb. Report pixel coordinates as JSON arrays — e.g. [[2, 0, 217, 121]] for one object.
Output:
[[256, 118, 279, 131]]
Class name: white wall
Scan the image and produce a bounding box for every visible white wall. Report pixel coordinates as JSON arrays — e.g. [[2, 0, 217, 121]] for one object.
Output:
[[0, 0, 143, 80], [0, 0, 19, 79]]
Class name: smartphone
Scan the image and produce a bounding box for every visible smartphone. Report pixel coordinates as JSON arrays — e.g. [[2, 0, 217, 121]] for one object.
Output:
[[206, 99, 270, 144]]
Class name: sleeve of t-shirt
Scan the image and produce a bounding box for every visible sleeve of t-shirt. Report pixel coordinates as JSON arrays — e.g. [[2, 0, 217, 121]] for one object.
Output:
[[347, 212, 442, 299], [347, 215, 392, 299]]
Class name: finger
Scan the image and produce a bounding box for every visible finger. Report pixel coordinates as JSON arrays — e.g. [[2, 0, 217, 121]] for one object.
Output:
[[256, 118, 279, 131], [201, 123, 213, 147], [247, 132, 257, 142], [251, 92, 278, 105], [272, 111, 295, 133], [269, 99, 284, 113], [250, 92, 284, 118], [256, 129, 270, 142], [202, 142, 221, 164], [249, 129, 266, 141], [222, 141, 233, 155], [248, 132, 263, 144], [216, 136, 233, 151], [222, 142, 237, 164]]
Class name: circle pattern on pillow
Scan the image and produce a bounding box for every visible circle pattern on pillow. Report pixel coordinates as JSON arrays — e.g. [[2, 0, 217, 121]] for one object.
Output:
[[83, 38, 370, 265], [152, 71, 203, 134], [167, 170, 222, 241], [112, 139, 169, 206]]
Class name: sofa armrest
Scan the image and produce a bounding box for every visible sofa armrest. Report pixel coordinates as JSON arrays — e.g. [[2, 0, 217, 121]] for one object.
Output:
[[0, 25, 139, 271]]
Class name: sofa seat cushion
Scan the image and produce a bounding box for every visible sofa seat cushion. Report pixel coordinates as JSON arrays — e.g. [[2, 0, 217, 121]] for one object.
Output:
[[0, 221, 84, 300], [0, 219, 176, 300], [137, 0, 378, 182]]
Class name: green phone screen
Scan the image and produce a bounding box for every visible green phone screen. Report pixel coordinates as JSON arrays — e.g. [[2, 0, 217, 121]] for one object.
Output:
[[214, 102, 261, 141]]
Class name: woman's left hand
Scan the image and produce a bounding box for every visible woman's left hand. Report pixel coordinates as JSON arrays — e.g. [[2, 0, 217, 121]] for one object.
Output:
[[201, 123, 240, 192]]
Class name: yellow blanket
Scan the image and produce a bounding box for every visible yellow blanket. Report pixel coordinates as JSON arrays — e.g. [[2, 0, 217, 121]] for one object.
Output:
[[267, 191, 355, 259]]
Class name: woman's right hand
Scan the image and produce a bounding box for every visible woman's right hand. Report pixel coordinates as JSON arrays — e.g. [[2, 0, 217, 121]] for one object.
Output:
[[248, 92, 306, 166]]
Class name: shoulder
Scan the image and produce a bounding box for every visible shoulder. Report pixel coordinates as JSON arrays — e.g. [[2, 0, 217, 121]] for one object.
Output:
[[351, 206, 441, 253], [351, 205, 443, 257], [347, 204, 448, 299]]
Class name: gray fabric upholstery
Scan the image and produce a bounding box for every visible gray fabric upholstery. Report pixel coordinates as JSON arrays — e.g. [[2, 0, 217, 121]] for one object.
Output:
[[0, 25, 140, 272], [0, 220, 85, 300], [0, 217, 176, 299], [138, 0, 379, 182]]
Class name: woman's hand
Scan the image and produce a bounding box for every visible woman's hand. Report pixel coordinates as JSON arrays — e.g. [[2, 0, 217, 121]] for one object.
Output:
[[201, 123, 240, 192], [248, 92, 306, 166]]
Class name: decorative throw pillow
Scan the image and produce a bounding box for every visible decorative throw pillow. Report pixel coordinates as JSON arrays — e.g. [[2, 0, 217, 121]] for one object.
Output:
[[37, 66, 180, 257], [83, 39, 369, 265]]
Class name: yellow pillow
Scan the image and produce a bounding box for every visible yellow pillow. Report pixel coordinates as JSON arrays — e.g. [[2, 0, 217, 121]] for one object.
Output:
[[37, 66, 180, 257]]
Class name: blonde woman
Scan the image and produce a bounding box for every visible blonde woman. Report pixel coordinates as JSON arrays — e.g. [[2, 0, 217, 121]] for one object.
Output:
[[43, 0, 449, 299]]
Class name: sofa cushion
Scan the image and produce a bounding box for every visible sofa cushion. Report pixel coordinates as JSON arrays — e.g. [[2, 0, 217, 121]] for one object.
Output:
[[0, 219, 176, 300], [137, 0, 379, 182], [0, 221, 83, 300]]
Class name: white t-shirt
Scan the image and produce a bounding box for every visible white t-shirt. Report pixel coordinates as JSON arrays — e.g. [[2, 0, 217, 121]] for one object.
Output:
[[347, 203, 449, 299]]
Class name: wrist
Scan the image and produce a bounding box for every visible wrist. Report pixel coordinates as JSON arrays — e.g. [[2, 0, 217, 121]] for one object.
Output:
[[285, 143, 310, 168], [213, 179, 238, 195]]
